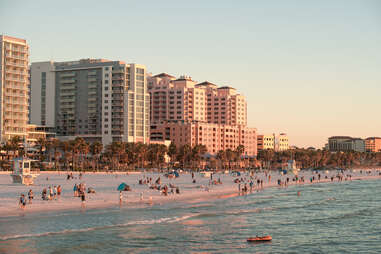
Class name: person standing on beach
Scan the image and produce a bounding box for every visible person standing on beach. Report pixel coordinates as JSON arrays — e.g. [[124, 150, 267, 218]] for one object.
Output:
[[73, 184, 78, 197], [119, 191, 123, 205], [238, 183, 241, 193], [19, 194, 26, 209], [53, 186, 57, 199], [80, 189, 86, 207], [28, 189, 33, 204], [57, 185, 62, 199]]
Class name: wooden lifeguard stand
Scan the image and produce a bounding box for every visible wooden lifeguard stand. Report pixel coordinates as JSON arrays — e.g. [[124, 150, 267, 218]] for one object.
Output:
[[10, 158, 39, 185]]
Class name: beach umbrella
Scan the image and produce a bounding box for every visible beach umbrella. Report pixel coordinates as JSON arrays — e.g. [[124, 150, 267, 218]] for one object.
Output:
[[117, 182, 128, 191]]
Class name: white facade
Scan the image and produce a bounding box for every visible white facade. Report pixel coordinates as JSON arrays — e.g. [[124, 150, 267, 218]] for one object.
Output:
[[30, 61, 56, 127]]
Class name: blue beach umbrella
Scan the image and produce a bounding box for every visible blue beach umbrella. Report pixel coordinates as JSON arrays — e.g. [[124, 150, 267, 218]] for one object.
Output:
[[117, 182, 128, 191]]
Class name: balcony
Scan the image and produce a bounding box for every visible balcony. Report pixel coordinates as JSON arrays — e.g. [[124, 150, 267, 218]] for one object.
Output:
[[60, 79, 76, 84], [5, 69, 27, 75], [60, 72, 76, 78], [5, 61, 27, 68], [5, 54, 27, 61]]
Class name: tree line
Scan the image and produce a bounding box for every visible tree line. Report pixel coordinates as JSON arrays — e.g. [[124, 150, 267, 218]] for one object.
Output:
[[1, 136, 381, 171]]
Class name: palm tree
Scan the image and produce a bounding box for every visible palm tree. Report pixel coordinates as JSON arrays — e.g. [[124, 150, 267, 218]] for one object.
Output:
[[36, 137, 47, 168], [235, 145, 245, 169], [167, 142, 177, 167], [177, 144, 192, 169], [217, 150, 227, 170], [106, 141, 125, 171], [192, 144, 207, 170], [90, 141, 103, 171], [50, 138, 62, 171]]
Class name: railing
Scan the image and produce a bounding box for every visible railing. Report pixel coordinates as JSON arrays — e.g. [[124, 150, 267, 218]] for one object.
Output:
[[5, 61, 26, 68]]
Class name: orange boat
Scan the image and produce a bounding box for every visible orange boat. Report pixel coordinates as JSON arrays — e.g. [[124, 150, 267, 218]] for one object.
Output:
[[247, 235, 272, 242]]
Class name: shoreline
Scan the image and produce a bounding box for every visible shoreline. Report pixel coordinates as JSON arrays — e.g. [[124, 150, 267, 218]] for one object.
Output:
[[0, 171, 380, 219]]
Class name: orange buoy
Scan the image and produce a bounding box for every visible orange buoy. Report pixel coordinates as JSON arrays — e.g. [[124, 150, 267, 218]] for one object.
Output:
[[247, 235, 272, 242]]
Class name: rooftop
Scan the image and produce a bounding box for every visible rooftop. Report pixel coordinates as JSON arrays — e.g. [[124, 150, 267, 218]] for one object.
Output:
[[153, 73, 176, 78]]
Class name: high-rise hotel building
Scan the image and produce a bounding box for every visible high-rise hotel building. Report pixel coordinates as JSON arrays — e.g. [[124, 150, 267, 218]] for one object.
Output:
[[148, 73, 257, 156], [30, 59, 149, 146], [0, 35, 30, 142]]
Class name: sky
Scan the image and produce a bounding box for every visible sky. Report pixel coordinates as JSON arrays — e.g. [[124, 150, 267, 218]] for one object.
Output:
[[1, 0, 380, 148]]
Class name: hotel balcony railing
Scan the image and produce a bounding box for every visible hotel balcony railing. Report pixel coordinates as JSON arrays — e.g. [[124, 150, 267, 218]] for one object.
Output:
[[60, 72, 76, 78], [4, 99, 27, 105], [5, 61, 27, 68], [5, 92, 27, 98], [5, 107, 28, 113], [5, 54, 27, 60], [5, 47, 28, 53], [5, 84, 28, 91], [60, 79, 76, 84], [5, 76, 27, 82], [5, 69, 27, 75]]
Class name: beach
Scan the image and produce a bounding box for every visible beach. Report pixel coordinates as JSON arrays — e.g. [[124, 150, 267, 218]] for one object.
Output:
[[1, 170, 381, 253], [1, 169, 381, 217]]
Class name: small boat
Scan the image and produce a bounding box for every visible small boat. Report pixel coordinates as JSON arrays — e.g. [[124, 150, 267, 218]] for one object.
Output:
[[247, 235, 272, 242]]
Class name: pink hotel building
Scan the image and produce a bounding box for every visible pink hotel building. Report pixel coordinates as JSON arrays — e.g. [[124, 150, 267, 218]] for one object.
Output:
[[148, 73, 257, 157]]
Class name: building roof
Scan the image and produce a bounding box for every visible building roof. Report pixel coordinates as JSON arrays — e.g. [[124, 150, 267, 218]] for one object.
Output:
[[218, 86, 236, 90], [195, 81, 218, 87], [365, 137, 381, 140], [153, 73, 175, 78]]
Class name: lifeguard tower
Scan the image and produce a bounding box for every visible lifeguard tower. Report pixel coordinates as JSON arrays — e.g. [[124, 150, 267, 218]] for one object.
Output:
[[10, 158, 39, 185]]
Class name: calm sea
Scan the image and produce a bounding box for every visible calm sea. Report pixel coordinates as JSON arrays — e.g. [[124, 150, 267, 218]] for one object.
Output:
[[1, 179, 380, 254]]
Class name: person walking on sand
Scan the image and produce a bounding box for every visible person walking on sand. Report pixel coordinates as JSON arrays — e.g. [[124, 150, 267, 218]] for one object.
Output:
[[119, 191, 123, 205], [19, 194, 26, 209], [28, 189, 34, 204]]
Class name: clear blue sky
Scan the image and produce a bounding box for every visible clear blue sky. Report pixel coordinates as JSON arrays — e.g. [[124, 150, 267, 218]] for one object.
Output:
[[1, 0, 380, 148]]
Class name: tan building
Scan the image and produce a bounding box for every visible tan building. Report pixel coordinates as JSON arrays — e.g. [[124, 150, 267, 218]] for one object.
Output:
[[151, 121, 257, 156], [257, 133, 289, 151], [148, 73, 256, 156], [147, 74, 247, 126], [257, 134, 274, 151], [0, 35, 30, 142], [365, 137, 381, 152]]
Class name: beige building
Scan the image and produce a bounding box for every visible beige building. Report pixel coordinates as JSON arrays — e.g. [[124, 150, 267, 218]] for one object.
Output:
[[148, 73, 256, 156], [365, 137, 381, 152], [151, 121, 257, 156], [257, 133, 289, 151], [147, 74, 247, 126], [0, 35, 30, 142]]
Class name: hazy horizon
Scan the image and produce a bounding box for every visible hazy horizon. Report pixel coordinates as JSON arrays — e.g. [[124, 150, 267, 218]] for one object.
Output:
[[1, 0, 380, 148]]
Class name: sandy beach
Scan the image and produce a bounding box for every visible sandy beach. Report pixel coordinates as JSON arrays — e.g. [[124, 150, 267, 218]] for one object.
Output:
[[1, 169, 381, 217]]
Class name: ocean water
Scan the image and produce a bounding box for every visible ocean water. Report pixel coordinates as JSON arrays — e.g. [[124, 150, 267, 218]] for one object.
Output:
[[1, 179, 381, 254]]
